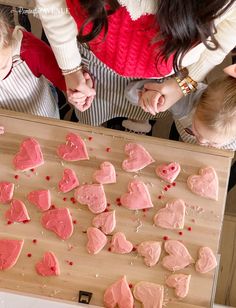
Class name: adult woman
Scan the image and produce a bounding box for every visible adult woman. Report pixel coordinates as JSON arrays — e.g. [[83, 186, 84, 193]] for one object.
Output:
[[35, 0, 236, 128]]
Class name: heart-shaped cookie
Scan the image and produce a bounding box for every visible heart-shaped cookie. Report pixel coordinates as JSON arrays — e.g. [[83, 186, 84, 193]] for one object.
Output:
[[41, 208, 73, 240], [0, 182, 14, 203], [133, 281, 164, 308], [36, 251, 60, 276], [187, 167, 218, 201], [92, 210, 116, 234], [162, 240, 194, 271], [0, 239, 24, 270], [137, 241, 162, 267], [57, 133, 89, 161], [74, 184, 107, 214], [58, 168, 79, 193], [195, 246, 217, 273], [104, 276, 134, 308], [156, 162, 181, 183], [122, 143, 154, 172], [110, 232, 133, 254], [93, 162, 116, 184], [5, 199, 30, 223], [154, 199, 185, 230], [13, 138, 44, 171], [166, 274, 191, 298], [87, 227, 107, 254], [120, 180, 153, 210], [28, 189, 51, 212]]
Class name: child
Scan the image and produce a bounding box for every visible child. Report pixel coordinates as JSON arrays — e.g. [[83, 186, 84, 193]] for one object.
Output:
[[0, 7, 66, 118]]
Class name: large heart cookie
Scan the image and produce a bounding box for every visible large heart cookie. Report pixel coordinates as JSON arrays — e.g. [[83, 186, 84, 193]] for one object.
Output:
[[13, 138, 44, 171], [41, 208, 73, 240], [154, 199, 185, 230], [92, 210, 116, 234], [110, 232, 133, 254], [0, 182, 14, 203], [166, 274, 191, 298], [28, 189, 51, 212], [5, 199, 30, 223], [0, 239, 24, 270], [187, 167, 218, 200], [58, 168, 79, 193], [57, 133, 89, 161], [162, 240, 194, 271], [122, 143, 154, 172], [133, 281, 164, 308], [87, 227, 107, 254], [195, 246, 217, 273], [137, 241, 162, 267], [104, 276, 134, 308], [156, 162, 181, 183], [93, 162, 116, 184], [120, 180, 153, 210], [74, 184, 107, 214], [36, 251, 60, 276]]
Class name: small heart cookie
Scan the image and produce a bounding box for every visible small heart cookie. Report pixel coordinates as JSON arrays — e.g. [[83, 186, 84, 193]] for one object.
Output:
[[195, 246, 217, 273], [87, 227, 107, 254], [92, 210, 116, 234], [36, 251, 60, 276], [0, 182, 14, 203], [110, 232, 133, 254], [5, 199, 30, 223], [133, 281, 164, 308], [93, 162, 116, 184], [58, 168, 79, 193], [0, 239, 24, 270], [156, 162, 180, 183], [166, 274, 191, 298], [28, 189, 51, 212], [137, 241, 162, 267]]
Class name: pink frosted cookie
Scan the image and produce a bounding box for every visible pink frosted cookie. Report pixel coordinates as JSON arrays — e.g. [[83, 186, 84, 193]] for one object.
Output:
[[5, 199, 30, 223], [166, 274, 191, 298], [187, 166, 218, 201], [0, 239, 24, 270], [87, 227, 107, 254], [27, 189, 51, 212], [58, 168, 79, 193], [0, 182, 14, 203], [120, 180, 153, 210], [155, 162, 180, 183], [57, 132, 89, 161], [162, 240, 194, 271], [41, 208, 73, 240], [195, 247, 217, 273], [104, 276, 134, 308], [93, 162, 116, 184], [74, 184, 107, 214], [36, 251, 60, 276], [133, 281, 164, 308], [13, 138, 44, 171], [137, 241, 162, 267], [110, 232, 133, 254], [122, 143, 154, 172], [92, 210, 116, 235], [154, 199, 185, 230]]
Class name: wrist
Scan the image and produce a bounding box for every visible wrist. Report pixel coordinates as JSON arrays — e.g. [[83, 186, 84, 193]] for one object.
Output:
[[175, 75, 198, 96]]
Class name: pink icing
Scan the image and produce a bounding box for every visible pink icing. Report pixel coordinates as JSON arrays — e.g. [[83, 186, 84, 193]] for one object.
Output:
[[27, 189, 51, 212], [0, 239, 24, 270], [57, 133, 89, 161], [137, 241, 162, 267], [74, 184, 107, 214], [195, 246, 217, 273], [120, 180, 153, 210], [41, 208, 73, 240], [104, 276, 134, 308], [87, 227, 107, 254], [0, 182, 14, 203], [122, 143, 154, 172], [58, 168, 79, 193], [36, 251, 60, 276], [166, 274, 191, 298], [110, 232, 133, 254], [0, 126, 4, 135], [5, 199, 30, 223], [13, 138, 44, 171], [155, 162, 181, 183], [133, 281, 164, 308], [93, 161, 116, 184], [154, 199, 185, 230], [92, 210, 116, 234]]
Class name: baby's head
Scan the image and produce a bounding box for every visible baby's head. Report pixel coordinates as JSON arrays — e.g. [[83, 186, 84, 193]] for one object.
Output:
[[192, 70, 236, 148], [0, 6, 14, 50]]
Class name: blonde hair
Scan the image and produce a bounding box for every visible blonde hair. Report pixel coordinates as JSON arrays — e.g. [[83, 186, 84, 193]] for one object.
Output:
[[0, 6, 13, 49], [195, 76, 236, 138]]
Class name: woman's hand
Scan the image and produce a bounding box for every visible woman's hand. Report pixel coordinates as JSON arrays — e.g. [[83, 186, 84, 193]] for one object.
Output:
[[139, 90, 165, 115]]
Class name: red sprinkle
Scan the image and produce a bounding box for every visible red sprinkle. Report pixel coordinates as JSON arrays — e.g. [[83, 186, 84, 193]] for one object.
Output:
[[45, 176, 50, 181], [50, 205, 56, 209], [63, 197, 67, 201], [7, 221, 12, 225], [73, 220, 77, 224], [51, 266, 56, 271], [108, 247, 111, 252], [103, 208, 109, 212], [132, 247, 137, 252], [69, 261, 73, 266], [129, 284, 133, 289], [187, 227, 192, 231], [167, 184, 171, 188], [117, 202, 122, 206], [70, 197, 75, 203], [158, 195, 162, 199], [172, 182, 176, 186], [178, 231, 183, 236], [171, 166, 175, 170], [88, 136, 93, 141], [32, 239, 37, 244], [14, 175, 19, 180], [163, 236, 169, 241], [116, 198, 120, 202], [30, 168, 35, 172], [23, 220, 30, 224], [163, 169, 167, 174], [164, 187, 168, 191], [27, 253, 32, 258], [142, 209, 147, 212], [106, 147, 111, 153], [107, 203, 111, 207]]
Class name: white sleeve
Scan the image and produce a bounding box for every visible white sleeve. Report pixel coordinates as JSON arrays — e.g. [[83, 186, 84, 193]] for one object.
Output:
[[35, 0, 81, 70]]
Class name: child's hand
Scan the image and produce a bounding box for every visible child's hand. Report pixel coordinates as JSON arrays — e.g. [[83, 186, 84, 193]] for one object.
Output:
[[138, 89, 165, 115]]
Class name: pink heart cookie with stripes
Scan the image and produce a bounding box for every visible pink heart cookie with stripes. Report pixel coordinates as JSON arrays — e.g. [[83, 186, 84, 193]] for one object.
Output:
[[166, 274, 191, 298], [36, 251, 60, 276], [87, 227, 107, 254], [92, 210, 116, 234], [93, 162, 116, 184], [5, 199, 30, 223], [195, 247, 217, 273], [0, 239, 24, 270], [58, 168, 79, 193], [28, 189, 51, 212], [156, 162, 181, 183], [0, 182, 14, 203], [110, 232, 133, 254]]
